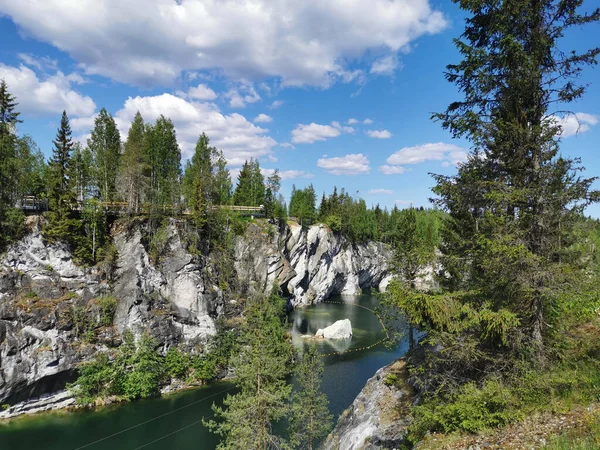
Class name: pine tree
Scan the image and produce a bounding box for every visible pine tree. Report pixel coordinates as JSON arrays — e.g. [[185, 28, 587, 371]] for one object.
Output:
[[289, 345, 333, 450], [205, 291, 293, 449], [213, 152, 232, 206], [144, 115, 181, 215], [0, 80, 23, 249], [120, 112, 147, 214], [70, 143, 93, 203], [264, 170, 281, 219], [88, 108, 121, 203], [183, 133, 215, 228], [45, 111, 77, 243], [233, 159, 265, 207], [432, 0, 600, 352]]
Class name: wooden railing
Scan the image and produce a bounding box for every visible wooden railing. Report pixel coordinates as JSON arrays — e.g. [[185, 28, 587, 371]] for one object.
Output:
[[17, 197, 264, 216]]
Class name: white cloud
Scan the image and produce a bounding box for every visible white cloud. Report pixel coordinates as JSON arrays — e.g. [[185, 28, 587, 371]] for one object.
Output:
[[386, 142, 466, 165], [254, 113, 273, 124], [368, 189, 393, 195], [225, 82, 261, 108], [552, 112, 598, 138], [279, 142, 295, 149], [0, 0, 447, 87], [366, 129, 392, 139], [370, 54, 400, 75], [395, 199, 413, 207], [188, 83, 217, 101], [0, 64, 96, 117], [331, 121, 356, 134], [269, 100, 284, 110], [379, 165, 408, 175], [280, 170, 314, 180], [317, 153, 370, 175], [363, 118, 373, 125], [292, 123, 341, 144], [347, 118, 359, 125], [17, 53, 58, 72], [261, 169, 314, 181], [72, 93, 276, 166]]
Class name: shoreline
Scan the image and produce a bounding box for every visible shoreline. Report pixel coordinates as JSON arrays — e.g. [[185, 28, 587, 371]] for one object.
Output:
[[0, 378, 225, 422]]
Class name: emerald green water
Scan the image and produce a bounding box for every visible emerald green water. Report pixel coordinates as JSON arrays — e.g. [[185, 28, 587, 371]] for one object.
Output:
[[0, 293, 409, 450]]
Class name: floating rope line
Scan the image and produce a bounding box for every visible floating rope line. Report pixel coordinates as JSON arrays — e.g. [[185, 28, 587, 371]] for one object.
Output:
[[318, 300, 390, 357]]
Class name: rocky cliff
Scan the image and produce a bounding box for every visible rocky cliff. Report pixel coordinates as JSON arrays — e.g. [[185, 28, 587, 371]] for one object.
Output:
[[323, 359, 413, 450], [0, 217, 391, 409]]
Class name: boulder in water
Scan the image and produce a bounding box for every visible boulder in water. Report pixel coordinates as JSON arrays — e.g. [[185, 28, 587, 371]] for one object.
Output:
[[315, 319, 353, 339]]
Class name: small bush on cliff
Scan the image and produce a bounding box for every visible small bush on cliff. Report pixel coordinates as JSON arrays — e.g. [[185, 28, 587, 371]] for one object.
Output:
[[96, 295, 117, 327]]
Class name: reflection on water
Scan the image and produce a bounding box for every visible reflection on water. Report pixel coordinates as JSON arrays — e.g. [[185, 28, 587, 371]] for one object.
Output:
[[0, 292, 408, 450]]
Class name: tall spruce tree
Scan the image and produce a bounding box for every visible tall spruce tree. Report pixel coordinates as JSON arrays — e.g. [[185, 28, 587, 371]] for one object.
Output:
[[143, 115, 181, 215], [183, 133, 215, 228], [205, 291, 292, 449], [46, 111, 77, 243], [120, 112, 147, 214], [0, 80, 23, 249], [264, 170, 281, 219], [88, 108, 121, 203], [432, 0, 600, 352], [289, 345, 333, 450], [233, 158, 265, 207]]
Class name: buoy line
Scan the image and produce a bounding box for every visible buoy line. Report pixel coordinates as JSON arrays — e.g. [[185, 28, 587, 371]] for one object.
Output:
[[318, 300, 390, 357]]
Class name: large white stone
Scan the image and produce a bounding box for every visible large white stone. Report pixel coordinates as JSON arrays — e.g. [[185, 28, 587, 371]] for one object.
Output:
[[315, 319, 353, 339]]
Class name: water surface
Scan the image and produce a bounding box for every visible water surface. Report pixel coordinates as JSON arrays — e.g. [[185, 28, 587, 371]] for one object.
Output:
[[0, 293, 408, 450]]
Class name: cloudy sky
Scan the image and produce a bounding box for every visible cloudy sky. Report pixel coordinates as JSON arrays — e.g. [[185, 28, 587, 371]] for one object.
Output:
[[1, 0, 598, 214]]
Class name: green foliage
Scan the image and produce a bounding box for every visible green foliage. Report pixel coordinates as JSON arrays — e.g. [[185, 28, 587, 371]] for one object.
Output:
[[149, 223, 169, 264], [233, 158, 264, 207], [96, 295, 117, 327], [70, 331, 164, 404], [87, 108, 121, 203], [289, 184, 317, 226], [384, 373, 400, 387], [431, 0, 600, 354], [122, 332, 164, 400], [409, 379, 523, 439], [120, 111, 147, 214], [316, 187, 444, 244], [44, 110, 78, 245], [0, 79, 22, 251], [289, 345, 333, 450], [71, 325, 235, 405], [263, 170, 282, 220], [205, 290, 293, 449], [143, 115, 181, 215], [165, 347, 191, 380], [323, 214, 342, 233]]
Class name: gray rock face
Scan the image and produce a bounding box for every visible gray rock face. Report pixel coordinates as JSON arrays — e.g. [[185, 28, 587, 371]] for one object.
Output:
[[0, 218, 222, 407], [236, 222, 392, 306], [323, 359, 413, 450], [316, 319, 353, 339], [0, 218, 392, 411]]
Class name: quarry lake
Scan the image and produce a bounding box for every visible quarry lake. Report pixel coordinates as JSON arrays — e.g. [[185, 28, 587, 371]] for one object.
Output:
[[0, 293, 409, 450]]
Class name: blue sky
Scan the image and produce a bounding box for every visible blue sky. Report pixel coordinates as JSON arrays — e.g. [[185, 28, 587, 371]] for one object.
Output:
[[0, 0, 599, 215]]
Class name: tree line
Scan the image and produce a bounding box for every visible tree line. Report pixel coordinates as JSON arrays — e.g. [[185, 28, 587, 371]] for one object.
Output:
[[290, 184, 444, 244]]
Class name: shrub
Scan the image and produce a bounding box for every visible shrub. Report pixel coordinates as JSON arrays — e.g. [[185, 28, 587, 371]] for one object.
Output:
[[96, 295, 117, 327], [165, 347, 191, 380], [409, 379, 523, 440], [149, 224, 169, 264], [324, 214, 342, 233]]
